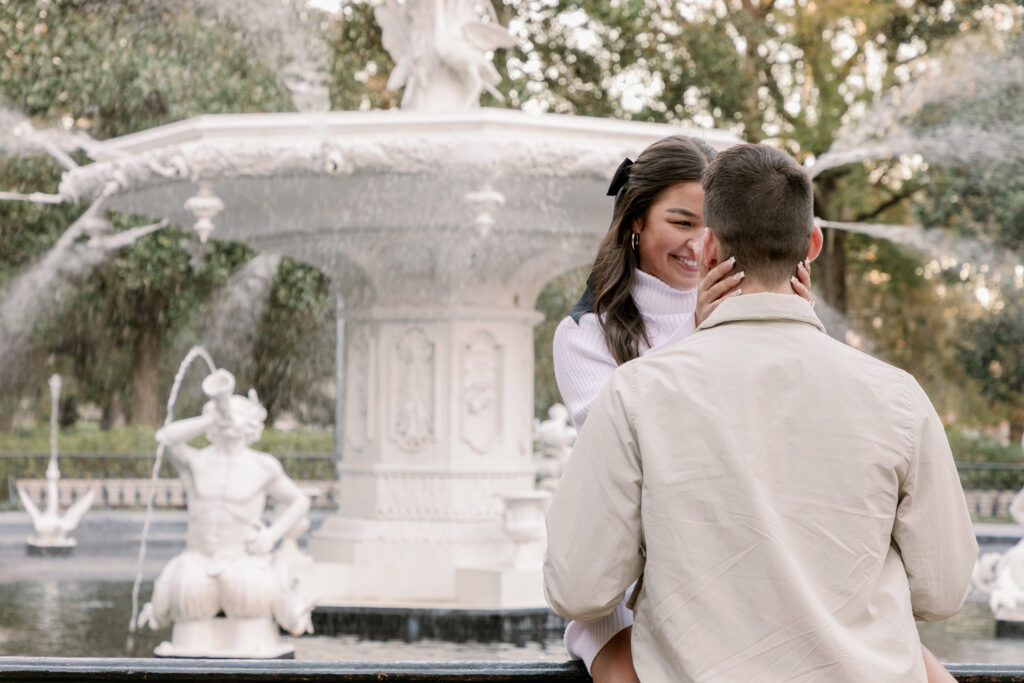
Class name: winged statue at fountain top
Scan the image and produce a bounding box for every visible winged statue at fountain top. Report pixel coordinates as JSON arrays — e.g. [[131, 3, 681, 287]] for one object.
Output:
[[375, 0, 516, 111]]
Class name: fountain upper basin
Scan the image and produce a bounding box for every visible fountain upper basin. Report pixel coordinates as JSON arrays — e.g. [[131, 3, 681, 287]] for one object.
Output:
[[59, 108, 739, 306]]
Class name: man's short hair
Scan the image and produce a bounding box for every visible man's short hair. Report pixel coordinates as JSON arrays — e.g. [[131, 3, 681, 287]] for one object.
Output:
[[701, 144, 814, 286]]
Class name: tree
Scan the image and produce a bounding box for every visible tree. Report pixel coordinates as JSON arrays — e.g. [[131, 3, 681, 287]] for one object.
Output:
[[0, 0, 297, 424], [322, 1, 1023, 425], [906, 31, 1024, 430], [4, 0, 1022, 430]]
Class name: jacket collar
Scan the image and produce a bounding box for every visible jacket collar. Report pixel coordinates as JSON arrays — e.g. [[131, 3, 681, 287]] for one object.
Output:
[[697, 292, 827, 334]]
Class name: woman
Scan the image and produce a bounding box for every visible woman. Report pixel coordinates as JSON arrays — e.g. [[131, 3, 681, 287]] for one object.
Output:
[[552, 136, 953, 683]]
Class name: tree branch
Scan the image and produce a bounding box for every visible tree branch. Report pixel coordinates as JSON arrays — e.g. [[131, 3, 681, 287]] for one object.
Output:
[[852, 185, 920, 222]]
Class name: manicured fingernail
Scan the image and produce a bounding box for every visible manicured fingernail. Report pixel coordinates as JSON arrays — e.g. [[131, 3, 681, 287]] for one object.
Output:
[[734, 288, 742, 295], [791, 276, 799, 284], [797, 262, 806, 271], [727, 256, 736, 265], [733, 271, 745, 281]]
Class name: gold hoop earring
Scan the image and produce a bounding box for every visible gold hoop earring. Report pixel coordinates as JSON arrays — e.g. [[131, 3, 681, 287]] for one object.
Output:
[[631, 232, 639, 253]]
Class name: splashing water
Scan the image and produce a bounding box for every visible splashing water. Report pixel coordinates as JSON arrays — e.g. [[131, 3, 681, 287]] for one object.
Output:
[[0, 106, 103, 171], [127, 346, 218, 639], [186, 253, 282, 370], [818, 219, 1022, 277], [0, 197, 167, 370], [810, 295, 875, 353], [812, 37, 1024, 178]]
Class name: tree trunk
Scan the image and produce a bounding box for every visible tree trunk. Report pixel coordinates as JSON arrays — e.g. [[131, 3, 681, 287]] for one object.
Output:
[[812, 175, 848, 314], [129, 294, 164, 426], [101, 393, 126, 430], [819, 228, 848, 314]]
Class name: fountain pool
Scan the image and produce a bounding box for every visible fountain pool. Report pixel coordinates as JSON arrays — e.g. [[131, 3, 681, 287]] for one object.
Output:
[[0, 509, 1017, 668]]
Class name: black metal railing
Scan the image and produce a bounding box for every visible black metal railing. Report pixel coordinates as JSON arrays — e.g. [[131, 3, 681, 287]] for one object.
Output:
[[958, 462, 1024, 492], [0, 658, 1021, 682], [0, 451, 334, 506]]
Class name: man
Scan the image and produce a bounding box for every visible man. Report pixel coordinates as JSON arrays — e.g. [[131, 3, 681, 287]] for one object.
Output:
[[544, 143, 977, 682]]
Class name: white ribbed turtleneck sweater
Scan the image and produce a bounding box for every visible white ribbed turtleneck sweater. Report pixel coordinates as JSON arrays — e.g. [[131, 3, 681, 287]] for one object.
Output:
[[553, 269, 699, 430], [550, 269, 698, 671]]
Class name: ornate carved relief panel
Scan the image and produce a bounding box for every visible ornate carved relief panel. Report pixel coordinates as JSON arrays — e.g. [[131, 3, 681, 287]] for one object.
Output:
[[391, 327, 436, 452], [344, 325, 374, 456], [460, 330, 503, 453]]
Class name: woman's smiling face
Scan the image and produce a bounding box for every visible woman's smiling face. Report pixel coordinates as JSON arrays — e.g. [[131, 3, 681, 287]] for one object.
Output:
[[633, 180, 704, 290]]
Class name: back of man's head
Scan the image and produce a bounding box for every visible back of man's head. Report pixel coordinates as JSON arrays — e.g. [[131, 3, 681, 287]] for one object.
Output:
[[702, 144, 814, 287]]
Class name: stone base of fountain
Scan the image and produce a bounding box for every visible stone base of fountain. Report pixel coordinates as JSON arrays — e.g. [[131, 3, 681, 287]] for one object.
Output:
[[301, 464, 549, 610], [25, 539, 76, 556], [455, 566, 546, 608], [154, 617, 295, 659], [301, 493, 549, 610], [297, 554, 545, 610]]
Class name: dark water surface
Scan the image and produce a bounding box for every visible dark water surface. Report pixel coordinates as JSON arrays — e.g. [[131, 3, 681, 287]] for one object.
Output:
[[0, 580, 569, 661], [0, 579, 1018, 664], [0, 513, 1020, 664]]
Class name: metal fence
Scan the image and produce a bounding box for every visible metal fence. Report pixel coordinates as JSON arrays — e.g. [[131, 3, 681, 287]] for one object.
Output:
[[958, 462, 1024, 492], [0, 450, 334, 506], [4, 452, 1022, 516]]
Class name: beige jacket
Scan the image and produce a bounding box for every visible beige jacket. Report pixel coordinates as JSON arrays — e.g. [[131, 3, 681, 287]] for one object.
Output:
[[544, 293, 977, 682]]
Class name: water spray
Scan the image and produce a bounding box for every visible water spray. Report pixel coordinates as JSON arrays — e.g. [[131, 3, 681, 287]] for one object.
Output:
[[127, 345, 217, 646]]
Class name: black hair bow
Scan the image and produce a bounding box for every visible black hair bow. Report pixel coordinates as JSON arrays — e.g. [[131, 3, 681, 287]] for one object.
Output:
[[606, 157, 634, 209]]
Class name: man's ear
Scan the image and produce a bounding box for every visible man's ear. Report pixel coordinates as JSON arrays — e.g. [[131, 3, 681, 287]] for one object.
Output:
[[806, 223, 824, 262], [702, 227, 722, 269]]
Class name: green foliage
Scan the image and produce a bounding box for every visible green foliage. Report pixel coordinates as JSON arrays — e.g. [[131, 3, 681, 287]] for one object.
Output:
[[0, 422, 333, 454], [0, 423, 156, 453], [533, 265, 587, 418], [916, 163, 1024, 252], [0, 0, 297, 425], [0, 425, 334, 504], [483, 0, 993, 154], [908, 34, 1024, 251], [841, 228, 1016, 426], [3, 0, 1023, 436], [0, 0, 293, 139], [951, 431, 1024, 492], [957, 294, 1024, 423], [249, 257, 334, 424], [949, 429, 1024, 464], [0, 452, 333, 506], [0, 158, 79, 284], [327, 1, 399, 111]]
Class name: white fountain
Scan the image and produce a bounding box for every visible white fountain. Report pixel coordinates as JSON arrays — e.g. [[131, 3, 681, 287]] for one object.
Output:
[[17, 374, 96, 555], [41, 0, 737, 613]]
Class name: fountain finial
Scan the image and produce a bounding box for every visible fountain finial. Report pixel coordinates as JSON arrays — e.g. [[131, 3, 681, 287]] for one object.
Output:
[[376, 0, 516, 111], [17, 372, 96, 554]]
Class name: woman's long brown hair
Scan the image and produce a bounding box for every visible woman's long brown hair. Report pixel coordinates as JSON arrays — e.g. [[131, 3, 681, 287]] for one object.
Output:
[[592, 136, 716, 365]]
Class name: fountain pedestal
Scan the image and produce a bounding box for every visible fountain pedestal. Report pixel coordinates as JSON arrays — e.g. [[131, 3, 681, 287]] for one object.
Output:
[[25, 538, 76, 556], [155, 617, 294, 659], [302, 306, 544, 607]]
